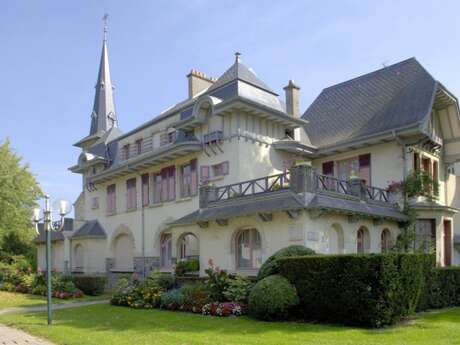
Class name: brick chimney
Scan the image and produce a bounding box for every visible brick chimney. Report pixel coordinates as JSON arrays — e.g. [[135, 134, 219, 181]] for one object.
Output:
[[283, 80, 301, 117], [187, 69, 216, 99]]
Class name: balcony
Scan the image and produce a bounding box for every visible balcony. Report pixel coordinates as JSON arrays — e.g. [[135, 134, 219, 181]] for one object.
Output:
[[201, 167, 393, 207], [171, 166, 406, 228], [91, 131, 201, 184]]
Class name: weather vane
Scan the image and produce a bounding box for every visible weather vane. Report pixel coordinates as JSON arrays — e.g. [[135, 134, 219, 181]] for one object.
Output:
[[103, 13, 109, 41]]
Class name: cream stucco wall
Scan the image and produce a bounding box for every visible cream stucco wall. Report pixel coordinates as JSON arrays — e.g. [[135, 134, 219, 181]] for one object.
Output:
[[166, 210, 399, 276]]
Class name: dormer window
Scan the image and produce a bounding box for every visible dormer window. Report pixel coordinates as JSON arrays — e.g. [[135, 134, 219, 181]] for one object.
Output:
[[285, 129, 294, 139]]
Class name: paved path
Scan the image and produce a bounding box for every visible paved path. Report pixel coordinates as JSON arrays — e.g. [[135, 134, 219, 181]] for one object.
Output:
[[0, 299, 109, 315], [0, 324, 54, 345]]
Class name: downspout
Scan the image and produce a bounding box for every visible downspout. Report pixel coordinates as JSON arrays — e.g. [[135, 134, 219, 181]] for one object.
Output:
[[138, 173, 146, 279]]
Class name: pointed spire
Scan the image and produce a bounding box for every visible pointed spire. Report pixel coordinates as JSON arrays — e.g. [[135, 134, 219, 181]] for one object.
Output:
[[89, 14, 117, 136]]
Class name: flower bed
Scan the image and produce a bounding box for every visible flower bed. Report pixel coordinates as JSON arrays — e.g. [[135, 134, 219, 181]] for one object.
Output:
[[111, 260, 251, 317]]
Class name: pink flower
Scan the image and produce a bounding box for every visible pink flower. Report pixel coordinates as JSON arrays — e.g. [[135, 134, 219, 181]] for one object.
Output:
[[208, 258, 214, 267]]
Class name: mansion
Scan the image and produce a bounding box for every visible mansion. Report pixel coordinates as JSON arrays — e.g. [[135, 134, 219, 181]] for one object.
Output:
[[36, 34, 460, 280]]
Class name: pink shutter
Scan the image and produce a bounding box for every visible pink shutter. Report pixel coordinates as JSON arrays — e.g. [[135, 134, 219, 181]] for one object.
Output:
[[168, 166, 176, 201], [191, 159, 198, 195], [161, 169, 168, 202], [322, 161, 334, 176], [200, 166, 210, 182], [222, 161, 229, 175], [358, 154, 371, 185], [141, 174, 149, 206]]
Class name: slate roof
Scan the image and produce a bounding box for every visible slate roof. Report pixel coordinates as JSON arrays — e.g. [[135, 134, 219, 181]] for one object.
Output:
[[208, 57, 278, 95], [71, 220, 107, 239], [34, 218, 74, 243], [302, 58, 438, 148], [172, 191, 305, 226], [170, 190, 407, 226]]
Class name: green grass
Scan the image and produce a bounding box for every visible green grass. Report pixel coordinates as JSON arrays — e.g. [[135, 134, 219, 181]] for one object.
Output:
[[1, 305, 460, 345], [0, 291, 110, 309]]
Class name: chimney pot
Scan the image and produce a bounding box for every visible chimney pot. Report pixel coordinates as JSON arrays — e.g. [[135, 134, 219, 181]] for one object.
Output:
[[187, 69, 215, 99]]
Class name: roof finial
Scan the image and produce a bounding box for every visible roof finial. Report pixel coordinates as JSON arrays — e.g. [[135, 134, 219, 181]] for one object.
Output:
[[103, 13, 109, 41], [235, 52, 241, 63]]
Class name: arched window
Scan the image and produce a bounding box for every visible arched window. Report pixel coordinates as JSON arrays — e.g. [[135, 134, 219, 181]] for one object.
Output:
[[357, 226, 370, 254], [381, 229, 392, 253], [113, 234, 134, 271], [178, 233, 199, 260], [160, 234, 172, 269], [73, 244, 84, 271], [235, 228, 262, 269]]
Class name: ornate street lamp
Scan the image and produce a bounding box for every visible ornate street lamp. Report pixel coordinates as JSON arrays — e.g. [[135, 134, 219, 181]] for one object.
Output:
[[32, 195, 71, 325]]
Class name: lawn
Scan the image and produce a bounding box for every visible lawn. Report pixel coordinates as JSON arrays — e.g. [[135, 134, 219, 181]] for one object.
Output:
[[1, 304, 460, 345], [0, 291, 110, 309]]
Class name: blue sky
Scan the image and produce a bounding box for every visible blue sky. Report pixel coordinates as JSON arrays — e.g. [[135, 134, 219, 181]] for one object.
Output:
[[1, 0, 460, 211]]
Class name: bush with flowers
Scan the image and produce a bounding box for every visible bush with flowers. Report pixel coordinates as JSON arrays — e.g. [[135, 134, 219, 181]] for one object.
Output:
[[111, 260, 251, 317], [0, 259, 83, 299], [110, 273, 163, 309]]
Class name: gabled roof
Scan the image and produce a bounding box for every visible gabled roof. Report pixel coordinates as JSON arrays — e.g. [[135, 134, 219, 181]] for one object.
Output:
[[302, 58, 438, 148], [71, 220, 107, 239], [208, 54, 278, 96]]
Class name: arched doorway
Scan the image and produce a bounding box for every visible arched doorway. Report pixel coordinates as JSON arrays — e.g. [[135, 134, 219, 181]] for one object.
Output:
[[178, 233, 199, 260], [113, 233, 134, 271], [235, 228, 262, 269], [381, 228, 392, 253], [357, 226, 370, 254]]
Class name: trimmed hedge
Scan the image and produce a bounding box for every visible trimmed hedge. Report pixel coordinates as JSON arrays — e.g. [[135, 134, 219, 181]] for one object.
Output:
[[420, 266, 460, 310], [278, 253, 426, 327], [248, 275, 299, 320], [257, 245, 315, 281], [72, 275, 106, 296]]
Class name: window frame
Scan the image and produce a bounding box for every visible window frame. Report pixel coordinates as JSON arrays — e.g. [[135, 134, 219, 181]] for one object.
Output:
[[126, 178, 137, 211], [235, 228, 262, 270]]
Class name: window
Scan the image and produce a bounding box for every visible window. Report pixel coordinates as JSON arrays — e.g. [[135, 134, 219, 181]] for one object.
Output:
[[91, 197, 99, 210], [180, 159, 198, 198], [235, 229, 262, 269], [126, 178, 137, 210], [335, 154, 371, 184], [141, 174, 149, 206], [285, 129, 294, 139], [106, 184, 116, 214], [153, 166, 176, 203], [136, 139, 143, 155], [415, 219, 436, 252], [357, 227, 370, 254], [381, 229, 392, 253], [160, 130, 176, 147], [179, 233, 199, 260], [433, 161, 439, 196], [153, 173, 162, 204], [73, 244, 84, 271], [200, 161, 229, 183], [122, 144, 130, 160]]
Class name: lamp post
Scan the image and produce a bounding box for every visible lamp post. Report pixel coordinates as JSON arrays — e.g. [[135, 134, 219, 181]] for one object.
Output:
[[32, 195, 71, 325]]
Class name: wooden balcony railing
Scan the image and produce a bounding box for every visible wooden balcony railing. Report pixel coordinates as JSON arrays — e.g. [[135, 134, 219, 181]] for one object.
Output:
[[200, 167, 394, 208]]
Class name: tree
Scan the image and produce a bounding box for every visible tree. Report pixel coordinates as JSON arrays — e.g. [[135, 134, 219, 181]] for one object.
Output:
[[0, 139, 42, 264]]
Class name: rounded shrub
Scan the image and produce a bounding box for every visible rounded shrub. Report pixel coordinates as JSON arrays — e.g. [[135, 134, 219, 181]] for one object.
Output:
[[257, 245, 315, 280], [248, 274, 299, 320]]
